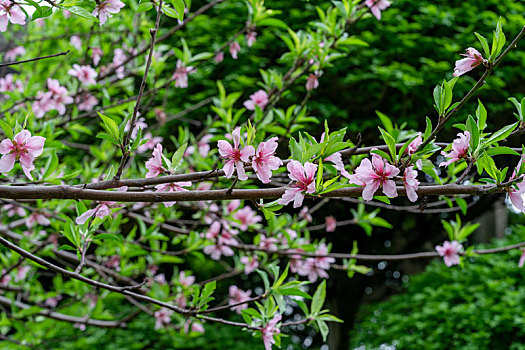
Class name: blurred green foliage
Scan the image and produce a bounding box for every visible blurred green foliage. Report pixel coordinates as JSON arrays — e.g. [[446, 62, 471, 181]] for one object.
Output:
[[349, 225, 525, 350]]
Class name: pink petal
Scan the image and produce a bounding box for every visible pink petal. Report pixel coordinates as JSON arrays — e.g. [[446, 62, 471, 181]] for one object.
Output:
[[76, 208, 97, 225], [223, 160, 235, 178], [382, 180, 398, 198], [0, 139, 13, 154], [0, 153, 16, 173]]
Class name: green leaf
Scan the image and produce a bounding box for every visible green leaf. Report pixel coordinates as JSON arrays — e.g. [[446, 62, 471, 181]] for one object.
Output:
[[486, 147, 520, 156], [317, 320, 329, 342], [486, 122, 518, 145], [376, 111, 393, 134], [92, 233, 124, 242], [289, 137, 302, 162], [443, 79, 453, 111], [136, 2, 153, 12], [32, 6, 53, 20], [170, 0, 185, 20], [476, 100, 487, 130], [257, 18, 288, 29], [424, 117, 432, 140], [65, 6, 100, 22], [171, 143, 187, 172], [311, 280, 326, 316], [474, 32, 490, 58], [257, 269, 270, 291], [162, 5, 181, 19], [466, 115, 479, 151], [379, 128, 396, 161], [0, 120, 13, 140], [42, 150, 59, 179], [98, 113, 120, 142]]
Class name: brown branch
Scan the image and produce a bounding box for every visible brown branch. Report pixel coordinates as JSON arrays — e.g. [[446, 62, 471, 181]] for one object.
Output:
[[0, 295, 126, 328], [0, 50, 69, 67], [230, 241, 525, 262], [0, 183, 501, 202]]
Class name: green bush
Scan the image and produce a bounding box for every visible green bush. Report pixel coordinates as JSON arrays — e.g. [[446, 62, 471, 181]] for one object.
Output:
[[349, 226, 525, 350]]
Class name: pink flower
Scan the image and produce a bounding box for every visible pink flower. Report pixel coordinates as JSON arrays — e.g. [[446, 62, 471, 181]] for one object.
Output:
[[233, 206, 262, 230], [187, 134, 213, 157], [507, 158, 525, 212], [70, 35, 82, 50], [75, 203, 112, 224], [243, 90, 269, 111], [34, 18, 45, 27], [246, 31, 257, 47], [0, 269, 11, 285], [154, 307, 173, 330], [229, 41, 241, 59], [352, 153, 400, 201], [68, 64, 97, 86], [324, 151, 351, 179], [0, 0, 26, 32], [153, 273, 166, 285], [252, 137, 282, 183], [227, 199, 241, 213], [32, 91, 54, 118], [75, 187, 125, 224], [435, 240, 463, 267], [73, 323, 86, 331], [259, 234, 279, 251], [203, 221, 237, 260], [5, 46, 25, 61], [325, 216, 336, 232], [110, 48, 127, 79], [47, 78, 73, 115], [76, 93, 99, 111], [4, 204, 26, 217], [0, 130, 45, 180], [0, 73, 23, 94], [214, 51, 224, 63], [453, 48, 485, 77], [403, 166, 420, 202], [145, 143, 166, 178], [306, 73, 319, 91], [124, 116, 147, 139], [303, 243, 334, 282], [105, 255, 120, 271], [217, 127, 255, 181], [240, 255, 259, 274], [137, 132, 163, 153], [154, 181, 192, 207], [91, 47, 103, 66], [406, 132, 423, 156], [15, 265, 30, 281], [178, 271, 195, 287], [519, 248, 525, 268], [365, 0, 391, 20], [172, 60, 195, 88], [154, 108, 167, 125], [63, 9, 71, 18], [92, 0, 125, 26], [184, 320, 205, 334], [278, 161, 317, 208], [439, 131, 470, 167], [228, 285, 252, 314], [26, 212, 50, 228], [261, 314, 282, 350], [299, 207, 312, 222], [44, 295, 63, 308]]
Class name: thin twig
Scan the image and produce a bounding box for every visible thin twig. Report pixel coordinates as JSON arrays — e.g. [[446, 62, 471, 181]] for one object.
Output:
[[0, 50, 69, 67]]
